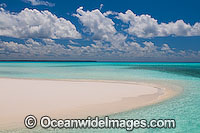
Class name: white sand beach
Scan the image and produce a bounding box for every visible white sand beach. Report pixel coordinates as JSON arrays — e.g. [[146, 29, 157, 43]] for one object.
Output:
[[0, 78, 176, 129]]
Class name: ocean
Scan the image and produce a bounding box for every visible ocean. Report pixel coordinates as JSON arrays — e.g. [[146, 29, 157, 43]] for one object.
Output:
[[0, 62, 200, 132]]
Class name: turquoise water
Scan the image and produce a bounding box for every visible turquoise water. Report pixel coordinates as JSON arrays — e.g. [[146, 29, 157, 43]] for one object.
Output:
[[0, 62, 200, 132]]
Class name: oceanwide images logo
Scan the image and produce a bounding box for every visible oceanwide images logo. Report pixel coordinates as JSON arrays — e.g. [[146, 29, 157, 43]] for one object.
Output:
[[24, 115, 176, 131]]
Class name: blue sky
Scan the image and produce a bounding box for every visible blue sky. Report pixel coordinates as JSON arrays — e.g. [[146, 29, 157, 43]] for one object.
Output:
[[0, 0, 200, 61]]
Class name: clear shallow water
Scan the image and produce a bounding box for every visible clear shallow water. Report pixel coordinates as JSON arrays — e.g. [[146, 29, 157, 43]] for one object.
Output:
[[0, 62, 200, 133]]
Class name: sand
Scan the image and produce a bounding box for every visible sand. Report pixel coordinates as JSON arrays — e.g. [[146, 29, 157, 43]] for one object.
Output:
[[0, 78, 176, 129]]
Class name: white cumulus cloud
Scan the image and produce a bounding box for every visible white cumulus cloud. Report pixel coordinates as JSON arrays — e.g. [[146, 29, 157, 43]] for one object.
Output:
[[74, 7, 116, 41], [117, 10, 200, 38], [0, 8, 81, 39], [74, 7, 127, 51]]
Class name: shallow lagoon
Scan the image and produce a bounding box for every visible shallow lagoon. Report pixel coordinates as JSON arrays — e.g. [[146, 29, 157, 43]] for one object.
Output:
[[0, 62, 199, 132]]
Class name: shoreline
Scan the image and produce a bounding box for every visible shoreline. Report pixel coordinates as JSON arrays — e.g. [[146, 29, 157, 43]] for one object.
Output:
[[0, 78, 179, 130]]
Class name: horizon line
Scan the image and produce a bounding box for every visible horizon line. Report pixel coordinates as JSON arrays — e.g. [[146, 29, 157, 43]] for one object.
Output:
[[0, 60, 200, 63]]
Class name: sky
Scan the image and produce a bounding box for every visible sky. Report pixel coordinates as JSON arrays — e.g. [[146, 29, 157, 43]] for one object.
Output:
[[0, 0, 200, 61]]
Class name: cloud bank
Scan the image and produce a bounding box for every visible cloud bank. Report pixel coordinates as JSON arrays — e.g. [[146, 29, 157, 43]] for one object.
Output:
[[0, 39, 199, 61]]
